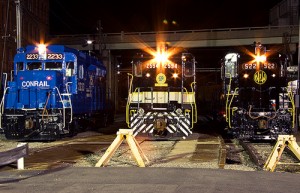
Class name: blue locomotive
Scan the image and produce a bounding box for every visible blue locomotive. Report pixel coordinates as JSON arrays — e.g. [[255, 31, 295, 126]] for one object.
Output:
[[0, 44, 113, 140]]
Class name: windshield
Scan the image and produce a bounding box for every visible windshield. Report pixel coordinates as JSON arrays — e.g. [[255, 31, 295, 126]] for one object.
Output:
[[45, 62, 62, 70], [26, 62, 42, 70]]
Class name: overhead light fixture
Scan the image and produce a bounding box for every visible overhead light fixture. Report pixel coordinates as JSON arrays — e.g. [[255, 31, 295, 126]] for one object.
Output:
[[87, 40, 93, 45]]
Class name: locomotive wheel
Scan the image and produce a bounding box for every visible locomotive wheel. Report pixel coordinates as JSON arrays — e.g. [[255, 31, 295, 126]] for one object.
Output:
[[93, 113, 108, 129], [68, 120, 79, 137], [99, 114, 108, 128]]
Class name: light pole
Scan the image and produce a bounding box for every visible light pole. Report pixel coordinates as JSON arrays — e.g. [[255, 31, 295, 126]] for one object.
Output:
[[297, 1, 300, 133], [87, 40, 93, 55], [15, 0, 22, 50], [98, 20, 103, 57]]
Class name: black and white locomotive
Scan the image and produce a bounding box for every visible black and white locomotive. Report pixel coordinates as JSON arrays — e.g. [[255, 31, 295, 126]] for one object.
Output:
[[126, 45, 197, 139], [221, 42, 296, 140]]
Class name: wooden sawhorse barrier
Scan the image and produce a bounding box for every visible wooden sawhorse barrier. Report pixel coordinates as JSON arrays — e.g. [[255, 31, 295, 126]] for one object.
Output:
[[95, 129, 149, 167], [264, 135, 300, 172]]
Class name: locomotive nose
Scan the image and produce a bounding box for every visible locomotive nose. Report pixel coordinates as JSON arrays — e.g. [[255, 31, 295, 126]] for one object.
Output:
[[17, 70, 59, 89], [16, 70, 62, 109]]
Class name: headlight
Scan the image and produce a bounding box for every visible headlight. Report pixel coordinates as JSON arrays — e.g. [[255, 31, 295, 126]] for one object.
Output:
[[138, 108, 144, 115], [176, 108, 182, 115]]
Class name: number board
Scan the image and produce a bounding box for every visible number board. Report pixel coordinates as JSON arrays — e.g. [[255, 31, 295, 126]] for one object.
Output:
[[26, 54, 38, 60], [26, 53, 63, 60], [242, 63, 276, 70], [146, 63, 178, 69], [47, 53, 63, 60]]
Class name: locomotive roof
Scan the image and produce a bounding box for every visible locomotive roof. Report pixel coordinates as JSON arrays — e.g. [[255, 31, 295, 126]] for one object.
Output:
[[25, 45, 79, 54], [20, 45, 105, 68]]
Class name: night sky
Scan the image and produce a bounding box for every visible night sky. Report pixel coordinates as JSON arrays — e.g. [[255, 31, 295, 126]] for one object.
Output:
[[49, 0, 290, 83], [50, 0, 283, 35]]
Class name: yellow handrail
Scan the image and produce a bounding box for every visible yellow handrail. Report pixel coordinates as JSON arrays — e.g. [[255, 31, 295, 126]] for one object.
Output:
[[190, 82, 197, 124], [225, 73, 232, 123], [227, 88, 238, 128], [248, 105, 277, 120], [126, 73, 134, 128], [287, 82, 295, 128], [183, 84, 197, 129]]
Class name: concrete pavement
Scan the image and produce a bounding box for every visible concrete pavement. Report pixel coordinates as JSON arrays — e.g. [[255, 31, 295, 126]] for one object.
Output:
[[0, 167, 299, 193]]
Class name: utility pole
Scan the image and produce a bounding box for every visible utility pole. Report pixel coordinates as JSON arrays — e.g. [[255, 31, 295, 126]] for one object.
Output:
[[98, 20, 102, 57], [298, 1, 300, 89], [296, 1, 300, 133], [15, 0, 22, 50]]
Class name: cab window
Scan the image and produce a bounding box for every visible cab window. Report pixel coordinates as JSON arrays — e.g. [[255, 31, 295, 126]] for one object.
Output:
[[79, 65, 84, 79], [45, 62, 62, 70], [66, 62, 75, 76], [16, 62, 24, 72], [184, 60, 195, 77], [224, 53, 238, 78], [27, 62, 42, 70], [183, 53, 195, 77], [134, 60, 142, 77]]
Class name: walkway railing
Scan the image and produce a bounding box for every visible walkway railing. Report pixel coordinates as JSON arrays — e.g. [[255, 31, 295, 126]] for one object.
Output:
[[50, 25, 299, 49]]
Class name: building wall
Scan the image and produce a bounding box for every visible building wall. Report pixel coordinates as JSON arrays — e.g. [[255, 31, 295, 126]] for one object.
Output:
[[0, 0, 49, 77], [269, 0, 299, 26]]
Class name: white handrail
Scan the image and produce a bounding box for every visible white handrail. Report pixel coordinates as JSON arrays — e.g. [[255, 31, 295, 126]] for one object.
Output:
[[0, 87, 10, 128], [66, 82, 73, 123], [55, 87, 65, 128], [0, 73, 8, 128]]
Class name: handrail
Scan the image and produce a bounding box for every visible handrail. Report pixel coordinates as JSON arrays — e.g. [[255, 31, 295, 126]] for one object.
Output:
[[126, 73, 134, 127], [0, 73, 8, 112], [66, 82, 73, 123], [127, 73, 133, 95], [287, 82, 296, 128], [182, 87, 195, 128], [248, 105, 277, 120], [227, 88, 239, 128], [42, 92, 51, 123], [0, 73, 8, 129], [50, 25, 299, 38], [190, 82, 197, 124], [55, 87, 65, 128], [2, 73, 7, 92], [0, 87, 10, 128], [225, 73, 232, 123]]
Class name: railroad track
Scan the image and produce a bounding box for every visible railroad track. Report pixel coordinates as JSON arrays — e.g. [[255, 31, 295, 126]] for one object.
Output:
[[0, 131, 229, 170], [239, 140, 300, 172], [239, 140, 269, 169]]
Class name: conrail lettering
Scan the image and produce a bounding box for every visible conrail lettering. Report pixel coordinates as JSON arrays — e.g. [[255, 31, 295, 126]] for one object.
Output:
[[21, 81, 50, 87]]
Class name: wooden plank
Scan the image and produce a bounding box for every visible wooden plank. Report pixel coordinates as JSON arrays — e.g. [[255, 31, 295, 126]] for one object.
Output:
[[126, 135, 145, 167], [95, 135, 124, 167], [0, 143, 28, 167], [95, 129, 148, 167]]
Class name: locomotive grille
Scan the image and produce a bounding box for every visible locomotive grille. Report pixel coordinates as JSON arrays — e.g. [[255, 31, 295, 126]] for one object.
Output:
[[130, 111, 192, 137]]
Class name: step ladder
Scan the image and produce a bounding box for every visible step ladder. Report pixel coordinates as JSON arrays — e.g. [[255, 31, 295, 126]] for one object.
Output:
[[61, 93, 72, 108]]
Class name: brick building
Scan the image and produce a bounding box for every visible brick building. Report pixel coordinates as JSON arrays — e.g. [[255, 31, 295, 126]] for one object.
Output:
[[0, 0, 49, 78]]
